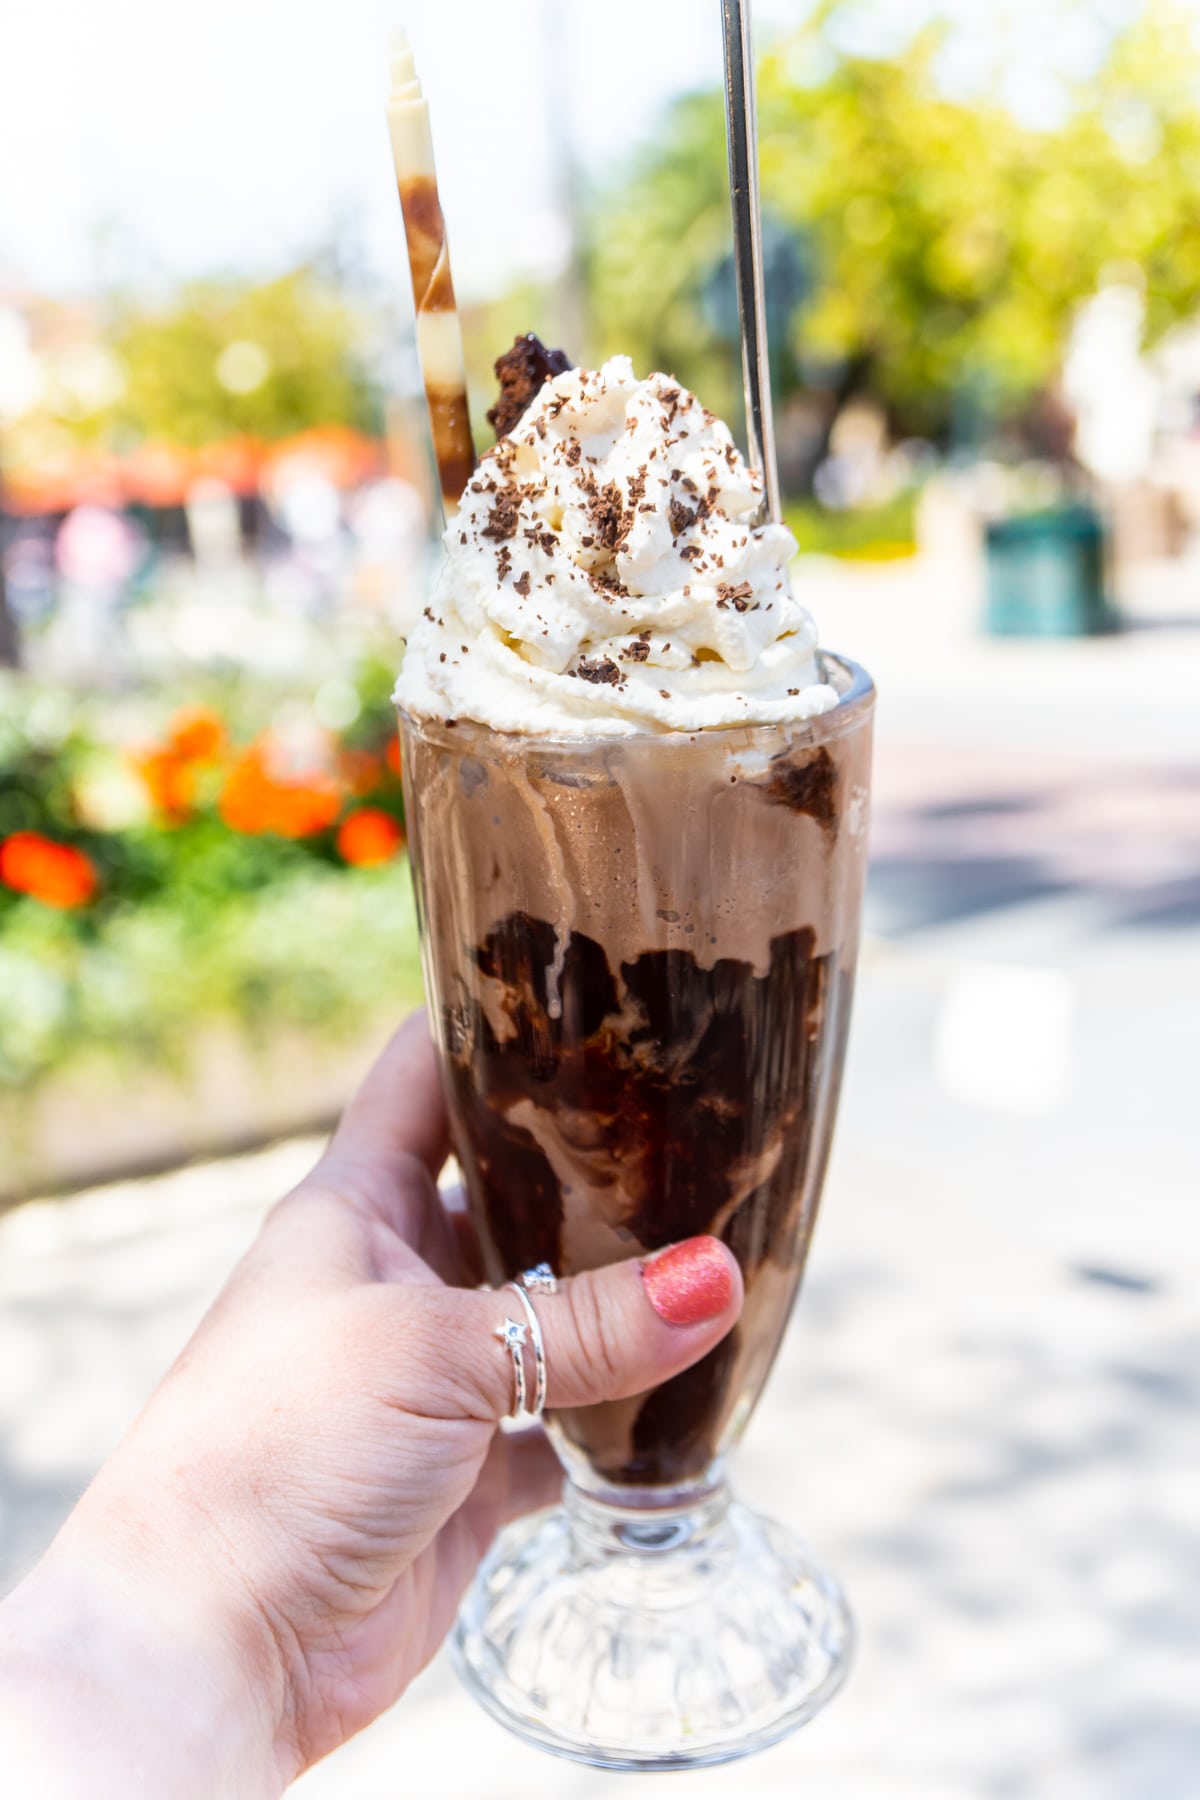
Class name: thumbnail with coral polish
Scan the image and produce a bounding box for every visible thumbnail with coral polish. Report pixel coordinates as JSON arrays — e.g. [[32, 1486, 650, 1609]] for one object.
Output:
[[642, 1237, 733, 1326]]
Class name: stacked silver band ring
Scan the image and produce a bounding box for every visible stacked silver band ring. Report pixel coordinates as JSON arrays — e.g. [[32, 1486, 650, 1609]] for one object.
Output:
[[521, 1262, 557, 1295], [494, 1265, 558, 1421]]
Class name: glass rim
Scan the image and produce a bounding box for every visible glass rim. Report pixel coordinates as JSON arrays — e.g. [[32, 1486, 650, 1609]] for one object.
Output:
[[397, 649, 874, 756]]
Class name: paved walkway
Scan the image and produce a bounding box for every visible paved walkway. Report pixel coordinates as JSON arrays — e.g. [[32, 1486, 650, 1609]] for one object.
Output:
[[2, 554, 1197, 1795], [2, 1093, 1195, 1798]]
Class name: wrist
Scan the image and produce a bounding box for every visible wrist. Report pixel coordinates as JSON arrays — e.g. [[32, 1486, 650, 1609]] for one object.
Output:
[[0, 1542, 288, 1798]]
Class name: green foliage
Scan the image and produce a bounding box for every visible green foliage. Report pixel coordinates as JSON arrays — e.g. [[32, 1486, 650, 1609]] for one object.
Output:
[[0, 675, 402, 923], [70, 269, 380, 450], [786, 490, 917, 559], [585, 92, 743, 427], [0, 665, 418, 1100], [0, 861, 422, 1096], [588, 1, 1200, 444]]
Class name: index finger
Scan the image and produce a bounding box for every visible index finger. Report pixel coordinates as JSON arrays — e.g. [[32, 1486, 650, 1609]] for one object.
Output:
[[325, 1010, 451, 1185]]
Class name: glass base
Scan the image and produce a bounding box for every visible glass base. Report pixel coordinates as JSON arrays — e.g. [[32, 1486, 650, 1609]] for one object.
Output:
[[450, 1480, 854, 1771]]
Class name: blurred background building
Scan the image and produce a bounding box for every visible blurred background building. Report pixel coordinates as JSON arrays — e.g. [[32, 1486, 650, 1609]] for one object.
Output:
[[1, 2, 1197, 1794]]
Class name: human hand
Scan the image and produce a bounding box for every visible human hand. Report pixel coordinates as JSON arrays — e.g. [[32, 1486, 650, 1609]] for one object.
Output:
[[0, 1014, 743, 1796]]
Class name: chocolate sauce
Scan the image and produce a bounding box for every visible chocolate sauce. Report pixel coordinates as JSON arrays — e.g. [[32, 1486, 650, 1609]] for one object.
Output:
[[442, 909, 842, 1486], [767, 746, 840, 829]]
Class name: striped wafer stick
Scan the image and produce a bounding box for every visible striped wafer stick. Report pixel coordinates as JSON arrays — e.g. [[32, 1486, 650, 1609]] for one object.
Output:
[[387, 31, 476, 516]]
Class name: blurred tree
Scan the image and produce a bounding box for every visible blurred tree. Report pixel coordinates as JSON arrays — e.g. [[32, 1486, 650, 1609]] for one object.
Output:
[[587, 0, 1200, 462], [103, 269, 380, 448], [585, 88, 745, 428]]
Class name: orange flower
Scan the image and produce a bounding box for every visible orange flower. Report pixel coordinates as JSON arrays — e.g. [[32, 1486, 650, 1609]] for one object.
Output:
[[168, 706, 225, 762], [337, 808, 404, 867], [133, 748, 196, 822], [220, 744, 341, 838], [385, 736, 402, 777], [132, 709, 224, 822], [0, 832, 99, 909]]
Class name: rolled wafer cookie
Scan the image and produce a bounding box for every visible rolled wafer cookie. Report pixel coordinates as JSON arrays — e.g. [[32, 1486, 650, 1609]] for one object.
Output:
[[387, 33, 476, 515]]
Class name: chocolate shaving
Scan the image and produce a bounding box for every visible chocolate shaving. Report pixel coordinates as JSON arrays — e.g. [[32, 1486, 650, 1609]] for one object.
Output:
[[575, 655, 623, 685], [588, 480, 633, 553], [669, 499, 696, 537], [588, 568, 628, 602], [487, 334, 573, 439], [481, 485, 521, 542], [716, 580, 754, 612], [513, 571, 532, 597]]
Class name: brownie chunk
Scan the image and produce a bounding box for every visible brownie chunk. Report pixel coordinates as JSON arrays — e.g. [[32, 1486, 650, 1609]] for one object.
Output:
[[488, 333, 573, 438]]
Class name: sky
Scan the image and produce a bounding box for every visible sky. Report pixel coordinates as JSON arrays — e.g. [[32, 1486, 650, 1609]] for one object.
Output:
[[0, 0, 788, 301], [0, 0, 1152, 304]]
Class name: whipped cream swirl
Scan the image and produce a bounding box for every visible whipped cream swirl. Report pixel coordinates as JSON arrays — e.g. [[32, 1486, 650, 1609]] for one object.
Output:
[[394, 355, 837, 735]]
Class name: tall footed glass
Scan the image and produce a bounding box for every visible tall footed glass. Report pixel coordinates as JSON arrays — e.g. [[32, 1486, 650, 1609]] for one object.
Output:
[[399, 652, 874, 1769]]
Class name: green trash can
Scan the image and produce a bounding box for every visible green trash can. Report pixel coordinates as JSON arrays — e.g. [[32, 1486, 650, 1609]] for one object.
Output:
[[984, 504, 1114, 637]]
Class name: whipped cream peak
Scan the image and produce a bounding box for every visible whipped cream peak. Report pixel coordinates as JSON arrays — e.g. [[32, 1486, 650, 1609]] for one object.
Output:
[[394, 355, 838, 735]]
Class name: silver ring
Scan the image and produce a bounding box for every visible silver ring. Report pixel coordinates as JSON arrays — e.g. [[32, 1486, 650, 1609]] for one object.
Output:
[[520, 1263, 558, 1295], [504, 1282, 547, 1418], [494, 1312, 528, 1419]]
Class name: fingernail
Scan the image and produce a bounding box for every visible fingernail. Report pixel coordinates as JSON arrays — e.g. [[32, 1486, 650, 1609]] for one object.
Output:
[[642, 1237, 733, 1327]]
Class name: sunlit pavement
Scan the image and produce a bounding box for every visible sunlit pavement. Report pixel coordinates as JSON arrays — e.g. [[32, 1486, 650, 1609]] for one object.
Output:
[[2, 555, 1197, 1797]]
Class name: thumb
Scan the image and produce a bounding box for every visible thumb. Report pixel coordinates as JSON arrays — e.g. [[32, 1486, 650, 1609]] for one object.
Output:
[[400, 1237, 744, 1422]]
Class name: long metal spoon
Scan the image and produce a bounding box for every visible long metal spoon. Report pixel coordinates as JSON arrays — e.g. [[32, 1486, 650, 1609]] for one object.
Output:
[[721, 0, 782, 526]]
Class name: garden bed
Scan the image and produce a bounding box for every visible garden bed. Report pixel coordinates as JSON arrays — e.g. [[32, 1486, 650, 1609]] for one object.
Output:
[[1, 863, 425, 1202], [0, 662, 425, 1201]]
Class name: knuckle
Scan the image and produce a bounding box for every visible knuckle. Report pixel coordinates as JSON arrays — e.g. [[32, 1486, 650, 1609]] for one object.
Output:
[[419, 1290, 511, 1421], [259, 1185, 309, 1235], [564, 1272, 625, 1396]]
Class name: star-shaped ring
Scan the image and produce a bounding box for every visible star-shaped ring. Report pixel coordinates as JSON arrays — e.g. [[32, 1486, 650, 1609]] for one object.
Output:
[[495, 1315, 528, 1416]]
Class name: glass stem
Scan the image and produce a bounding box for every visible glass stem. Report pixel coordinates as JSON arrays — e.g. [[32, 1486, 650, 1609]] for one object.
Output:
[[564, 1479, 733, 1559]]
